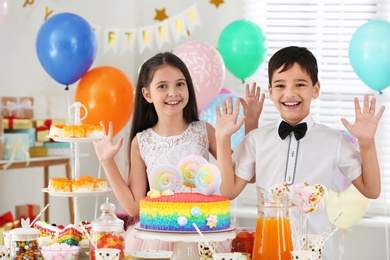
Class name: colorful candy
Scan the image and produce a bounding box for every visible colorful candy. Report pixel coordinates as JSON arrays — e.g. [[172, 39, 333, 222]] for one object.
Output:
[[150, 164, 183, 192], [195, 163, 221, 195], [178, 155, 208, 188]]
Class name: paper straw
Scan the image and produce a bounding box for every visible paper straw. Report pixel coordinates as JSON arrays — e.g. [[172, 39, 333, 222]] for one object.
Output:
[[30, 204, 50, 227], [192, 223, 215, 254]]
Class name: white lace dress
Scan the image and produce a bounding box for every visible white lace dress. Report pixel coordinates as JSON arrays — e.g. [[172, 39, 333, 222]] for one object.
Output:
[[125, 121, 214, 252]]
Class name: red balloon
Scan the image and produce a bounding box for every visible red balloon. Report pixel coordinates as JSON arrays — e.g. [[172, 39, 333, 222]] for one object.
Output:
[[75, 66, 134, 136]]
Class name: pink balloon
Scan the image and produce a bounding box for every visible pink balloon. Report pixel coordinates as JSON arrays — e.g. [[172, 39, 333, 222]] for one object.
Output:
[[0, 0, 8, 25], [219, 87, 235, 95], [173, 41, 225, 110]]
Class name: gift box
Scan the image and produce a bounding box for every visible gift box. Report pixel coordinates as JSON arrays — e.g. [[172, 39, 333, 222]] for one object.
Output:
[[0, 211, 20, 245], [34, 118, 66, 142], [3, 116, 33, 129], [29, 146, 48, 157], [15, 204, 40, 223], [0, 115, 3, 160], [5, 128, 36, 147], [44, 141, 71, 156], [1, 97, 34, 119], [3, 133, 30, 160]]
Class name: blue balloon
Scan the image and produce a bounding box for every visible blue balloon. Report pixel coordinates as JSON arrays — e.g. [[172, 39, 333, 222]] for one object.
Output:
[[349, 19, 390, 92], [200, 93, 244, 150], [36, 13, 97, 87]]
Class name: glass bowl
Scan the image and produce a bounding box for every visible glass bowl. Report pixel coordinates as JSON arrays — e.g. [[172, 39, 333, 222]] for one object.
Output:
[[40, 243, 80, 260]]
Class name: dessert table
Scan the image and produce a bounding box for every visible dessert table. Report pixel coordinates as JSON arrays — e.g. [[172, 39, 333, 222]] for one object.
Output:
[[0, 155, 73, 222]]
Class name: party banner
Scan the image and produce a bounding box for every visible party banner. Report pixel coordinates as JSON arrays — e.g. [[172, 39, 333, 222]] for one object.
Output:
[[97, 4, 200, 55]]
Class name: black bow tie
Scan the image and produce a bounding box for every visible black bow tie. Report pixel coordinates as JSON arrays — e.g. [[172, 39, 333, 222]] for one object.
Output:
[[278, 121, 307, 140]]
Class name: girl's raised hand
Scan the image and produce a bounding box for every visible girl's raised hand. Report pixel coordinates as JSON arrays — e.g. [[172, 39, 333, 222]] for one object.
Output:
[[239, 82, 265, 122], [341, 94, 385, 142], [93, 121, 123, 163]]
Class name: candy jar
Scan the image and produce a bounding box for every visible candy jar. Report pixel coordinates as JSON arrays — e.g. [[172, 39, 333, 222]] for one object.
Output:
[[9, 219, 40, 260], [252, 188, 293, 260], [90, 198, 125, 260]]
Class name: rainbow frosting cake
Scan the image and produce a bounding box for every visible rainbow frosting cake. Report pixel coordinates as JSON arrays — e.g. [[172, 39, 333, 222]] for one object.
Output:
[[139, 155, 231, 232], [139, 192, 230, 232]]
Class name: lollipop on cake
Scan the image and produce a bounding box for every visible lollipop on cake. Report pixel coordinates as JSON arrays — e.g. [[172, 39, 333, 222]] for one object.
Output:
[[149, 164, 183, 193], [178, 155, 208, 189]]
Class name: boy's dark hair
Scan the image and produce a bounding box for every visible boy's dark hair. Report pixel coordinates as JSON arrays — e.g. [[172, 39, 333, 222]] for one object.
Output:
[[128, 52, 199, 189], [268, 46, 319, 86]]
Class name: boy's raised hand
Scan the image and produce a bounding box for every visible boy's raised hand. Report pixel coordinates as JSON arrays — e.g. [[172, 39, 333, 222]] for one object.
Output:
[[215, 96, 246, 139], [239, 82, 265, 126], [341, 94, 385, 141]]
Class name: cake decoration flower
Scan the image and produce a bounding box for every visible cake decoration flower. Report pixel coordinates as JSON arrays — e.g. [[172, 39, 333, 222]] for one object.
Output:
[[206, 215, 218, 228]]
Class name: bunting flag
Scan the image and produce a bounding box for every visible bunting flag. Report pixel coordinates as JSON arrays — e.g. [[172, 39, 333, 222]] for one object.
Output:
[[95, 4, 200, 55]]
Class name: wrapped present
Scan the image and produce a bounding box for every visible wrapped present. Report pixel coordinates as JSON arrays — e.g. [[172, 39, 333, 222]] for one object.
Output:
[[29, 146, 48, 157], [5, 128, 36, 147], [3, 133, 30, 168], [0, 115, 3, 160], [34, 118, 66, 142], [3, 116, 33, 129], [1, 96, 34, 119], [44, 141, 71, 156], [0, 211, 20, 245], [15, 204, 40, 223]]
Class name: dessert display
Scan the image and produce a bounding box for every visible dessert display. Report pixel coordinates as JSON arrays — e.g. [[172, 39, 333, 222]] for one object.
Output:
[[47, 176, 107, 193], [49, 124, 105, 138], [231, 228, 255, 257], [139, 155, 231, 232]]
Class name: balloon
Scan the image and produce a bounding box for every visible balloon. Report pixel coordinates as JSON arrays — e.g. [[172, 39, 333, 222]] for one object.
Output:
[[200, 93, 244, 150], [218, 20, 266, 80], [349, 19, 390, 92], [173, 41, 225, 111], [0, 0, 8, 25], [327, 185, 370, 231], [36, 13, 97, 87], [330, 131, 358, 193], [219, 87, 235, 95], [75, 66, 134, 137]]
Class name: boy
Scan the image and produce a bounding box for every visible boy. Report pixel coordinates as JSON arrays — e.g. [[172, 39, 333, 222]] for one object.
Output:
[[215, 46, 385, 259]]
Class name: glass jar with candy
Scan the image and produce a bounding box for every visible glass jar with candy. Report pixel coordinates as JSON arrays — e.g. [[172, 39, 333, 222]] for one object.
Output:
[[10, 225, 40, 260], [89, 198, 125, 260]]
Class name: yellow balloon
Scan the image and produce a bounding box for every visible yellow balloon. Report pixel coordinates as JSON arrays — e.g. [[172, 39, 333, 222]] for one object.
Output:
[[327, 185, 370, 231]]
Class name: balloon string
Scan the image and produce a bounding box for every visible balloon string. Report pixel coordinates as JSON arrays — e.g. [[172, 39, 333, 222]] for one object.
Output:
[[65, 84, 69, 91]]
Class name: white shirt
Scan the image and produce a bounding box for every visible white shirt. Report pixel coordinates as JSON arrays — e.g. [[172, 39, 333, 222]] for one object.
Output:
[[232, 114, 361, 260]]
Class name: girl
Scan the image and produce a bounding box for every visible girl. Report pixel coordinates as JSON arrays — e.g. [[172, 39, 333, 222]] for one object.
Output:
[[93, 52, 264, 252]]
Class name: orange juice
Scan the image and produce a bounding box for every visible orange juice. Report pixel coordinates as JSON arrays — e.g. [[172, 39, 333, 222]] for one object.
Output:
[[252, 217, 293, 260]]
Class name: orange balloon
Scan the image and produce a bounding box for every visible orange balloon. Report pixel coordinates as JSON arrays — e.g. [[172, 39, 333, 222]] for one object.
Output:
[[75, 66, 134, 136]]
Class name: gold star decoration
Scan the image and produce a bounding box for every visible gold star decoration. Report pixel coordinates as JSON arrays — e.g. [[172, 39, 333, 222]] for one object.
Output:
[[154, 8, 169, 22], [210, 0, 225, 8]]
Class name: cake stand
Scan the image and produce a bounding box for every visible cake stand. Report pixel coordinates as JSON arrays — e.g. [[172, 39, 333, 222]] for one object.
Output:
[[134, 225, 236, 260]]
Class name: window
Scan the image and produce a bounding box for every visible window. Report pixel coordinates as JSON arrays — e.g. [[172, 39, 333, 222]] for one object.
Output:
[[235, 0, 390, 218]]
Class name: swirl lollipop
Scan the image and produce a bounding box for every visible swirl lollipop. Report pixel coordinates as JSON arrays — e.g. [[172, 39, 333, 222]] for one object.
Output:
[[150, 164, 183, 192], [195, 163, 221, 195], [178, 155, 208, 188]]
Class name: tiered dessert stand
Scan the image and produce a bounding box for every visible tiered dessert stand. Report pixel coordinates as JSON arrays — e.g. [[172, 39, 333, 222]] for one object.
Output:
[[134, 225, 236, 260], [42, 102, 111, 225]]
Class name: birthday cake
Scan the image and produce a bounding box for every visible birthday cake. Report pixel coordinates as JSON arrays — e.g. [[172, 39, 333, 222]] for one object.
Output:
[[139, 155, 231, 232]]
